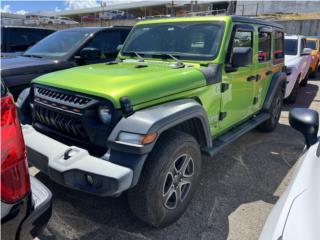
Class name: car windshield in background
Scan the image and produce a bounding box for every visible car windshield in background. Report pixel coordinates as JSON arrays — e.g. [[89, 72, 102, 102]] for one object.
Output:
[[306, 40, 317, 50], [24, 30, 90, 59], [121, 22, 225, 61], [285, 39, 298, 55]]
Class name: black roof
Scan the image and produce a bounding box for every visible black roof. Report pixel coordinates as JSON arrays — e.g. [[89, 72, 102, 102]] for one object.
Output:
[[58, 26, 132, 33], [231, 16, 284, 30]]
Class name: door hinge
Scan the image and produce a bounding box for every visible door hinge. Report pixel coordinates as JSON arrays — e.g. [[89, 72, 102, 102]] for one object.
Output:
[[221, 83, 229, 93], [253, 96, 258, 105], [219, 112, 227, 121]]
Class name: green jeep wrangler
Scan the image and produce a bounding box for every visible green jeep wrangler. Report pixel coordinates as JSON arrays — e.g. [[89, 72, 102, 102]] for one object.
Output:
[[18, 16, 286, 227]]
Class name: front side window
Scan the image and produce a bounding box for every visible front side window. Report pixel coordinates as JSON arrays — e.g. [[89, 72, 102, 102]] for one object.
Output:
[[258, 32, 271, 62], [306, 40, 317, 50], [285, 39, 298, 56], [300, 39, 307, 53], [274, 31, 284, 64], [85, 31, 122, 59], [24, 30, 90, 59], [121, 22, 225, 61], [233, 31, 252, 48]]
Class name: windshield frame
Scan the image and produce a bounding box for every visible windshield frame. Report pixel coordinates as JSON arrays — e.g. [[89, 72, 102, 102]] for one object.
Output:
[[120, 21, 226, 62], [23, 29, 93, 60], [285, 39, 298, 56]]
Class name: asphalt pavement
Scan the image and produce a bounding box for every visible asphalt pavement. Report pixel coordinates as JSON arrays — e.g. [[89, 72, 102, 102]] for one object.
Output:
[[31, 71, 320, 240]]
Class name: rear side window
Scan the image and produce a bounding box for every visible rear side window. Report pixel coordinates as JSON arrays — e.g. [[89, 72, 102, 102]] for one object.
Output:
[[273, 31, 284, 64], [5, 28, 54, 52], [86, 31, 122, 59], [258, 31, 271, 62]]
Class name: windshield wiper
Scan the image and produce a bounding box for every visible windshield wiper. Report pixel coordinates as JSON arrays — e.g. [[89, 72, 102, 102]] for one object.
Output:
[[122, 51, 144, 62], [160, 53, 185, 67], [22, 54, 43, 58], [157, 53, 185, 68]]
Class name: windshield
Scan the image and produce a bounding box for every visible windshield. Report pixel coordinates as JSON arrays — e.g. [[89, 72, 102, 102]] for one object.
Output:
[[24, 30, 90, 59], [306, 40, 317, 50], [121, 21, 225, 61], [285, 39, 298, 55]]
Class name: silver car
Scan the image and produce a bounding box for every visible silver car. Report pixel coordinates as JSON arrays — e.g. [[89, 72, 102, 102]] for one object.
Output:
[[260, 108, 320, 240]]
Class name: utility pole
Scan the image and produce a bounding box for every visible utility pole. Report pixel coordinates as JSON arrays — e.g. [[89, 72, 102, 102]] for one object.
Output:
[[171, 0, 175, 16]]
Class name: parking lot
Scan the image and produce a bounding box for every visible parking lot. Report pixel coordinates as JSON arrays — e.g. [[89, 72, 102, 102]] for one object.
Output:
[[31, 72, 319, 240]]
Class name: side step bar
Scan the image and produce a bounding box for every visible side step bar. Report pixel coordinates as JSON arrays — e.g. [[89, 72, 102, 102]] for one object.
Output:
[[202, 112, 270, 157]]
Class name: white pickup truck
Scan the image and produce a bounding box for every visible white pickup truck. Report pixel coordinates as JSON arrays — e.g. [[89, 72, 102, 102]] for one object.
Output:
[[284, 35, 312, 103]]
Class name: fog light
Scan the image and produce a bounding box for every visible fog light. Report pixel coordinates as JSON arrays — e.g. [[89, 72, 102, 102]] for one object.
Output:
[[86, 174, 94, 185]]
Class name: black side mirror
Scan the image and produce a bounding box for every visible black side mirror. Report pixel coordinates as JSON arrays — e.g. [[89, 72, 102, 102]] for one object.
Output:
[[289, 108, 319, 148], [79, 47, 101, 60], [231, 47, 252, 68]]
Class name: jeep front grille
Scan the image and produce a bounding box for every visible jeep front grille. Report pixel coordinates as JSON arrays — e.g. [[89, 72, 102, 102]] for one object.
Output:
[[35, 86, 92, 106], [34, 104, 89, 141]]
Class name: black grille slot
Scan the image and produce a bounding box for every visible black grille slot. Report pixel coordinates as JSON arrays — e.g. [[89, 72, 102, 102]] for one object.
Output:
[[36, 87, 91, 105], [34, 105, 89, 141]]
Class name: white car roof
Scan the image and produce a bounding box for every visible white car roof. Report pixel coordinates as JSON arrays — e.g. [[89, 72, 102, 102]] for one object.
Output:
[[285, 35, 305, 40]]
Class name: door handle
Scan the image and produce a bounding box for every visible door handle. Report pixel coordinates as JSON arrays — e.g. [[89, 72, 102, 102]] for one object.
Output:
[[247, 75, 257, 81], [256, 74, 261, 81], [266, 70, 273, 76]]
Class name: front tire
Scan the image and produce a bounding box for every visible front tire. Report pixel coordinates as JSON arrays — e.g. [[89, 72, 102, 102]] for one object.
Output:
[[285, 75, 299, 104], [258, 87, 283, 132], [300, 69, 311, 87], [128, 130, 201, 227], [310, 61, 319, 78]]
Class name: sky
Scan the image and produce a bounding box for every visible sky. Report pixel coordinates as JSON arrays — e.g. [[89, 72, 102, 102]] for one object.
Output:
[[0, 0, 147, 14]]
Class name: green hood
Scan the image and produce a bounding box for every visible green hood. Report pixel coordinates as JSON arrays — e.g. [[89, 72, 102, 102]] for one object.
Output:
[[33, 61, 207, 108]]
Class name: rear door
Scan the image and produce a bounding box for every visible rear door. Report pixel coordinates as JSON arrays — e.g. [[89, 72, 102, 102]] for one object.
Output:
[[220, 24, 256, 131], [253, 26, 272, 112]]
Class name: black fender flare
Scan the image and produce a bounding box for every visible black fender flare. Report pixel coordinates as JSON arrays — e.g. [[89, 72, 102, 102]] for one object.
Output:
[[107, 99, 212, 154], [107, 99, 212, 187], [262, 71, 287, 111], [15, 87, 32, 124]]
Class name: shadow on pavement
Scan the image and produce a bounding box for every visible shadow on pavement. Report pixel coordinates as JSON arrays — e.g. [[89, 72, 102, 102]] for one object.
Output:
[[36, 123, 305, 240], [283, 83, 319, 110]]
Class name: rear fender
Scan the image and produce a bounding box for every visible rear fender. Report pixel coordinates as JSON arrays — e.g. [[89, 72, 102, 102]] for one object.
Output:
[[263, 71, 287, 111]]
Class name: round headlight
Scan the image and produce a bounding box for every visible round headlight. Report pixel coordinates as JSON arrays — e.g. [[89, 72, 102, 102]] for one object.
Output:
[[99, 105, 112, 124]]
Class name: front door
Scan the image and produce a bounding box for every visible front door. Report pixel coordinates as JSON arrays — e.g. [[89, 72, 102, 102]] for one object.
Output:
[[219, 24, 255, 131]]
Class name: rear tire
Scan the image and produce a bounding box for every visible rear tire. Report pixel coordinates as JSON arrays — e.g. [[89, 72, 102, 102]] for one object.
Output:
[[258, 87, 283, 132], [128, 130, 201, 228], [285, 76, 299, 104]]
